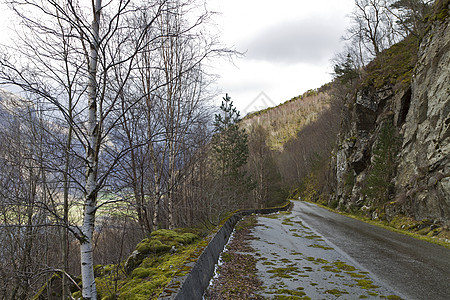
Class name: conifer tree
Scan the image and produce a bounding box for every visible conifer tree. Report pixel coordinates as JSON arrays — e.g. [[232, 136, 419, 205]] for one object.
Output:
[[333, 54, 359, 84], [212, 94, 253, 209]]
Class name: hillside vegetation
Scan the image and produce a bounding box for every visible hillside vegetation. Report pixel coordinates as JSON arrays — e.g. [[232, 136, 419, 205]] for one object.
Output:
[[242, 88, 332, 150]]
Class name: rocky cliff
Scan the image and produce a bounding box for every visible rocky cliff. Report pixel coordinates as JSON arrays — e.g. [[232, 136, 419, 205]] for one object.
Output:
[[330, 4, 449, 227]]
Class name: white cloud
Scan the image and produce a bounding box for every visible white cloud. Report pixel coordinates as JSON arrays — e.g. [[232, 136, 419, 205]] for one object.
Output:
[[241, 17, 345, 65], [208, 0, 355, 111]]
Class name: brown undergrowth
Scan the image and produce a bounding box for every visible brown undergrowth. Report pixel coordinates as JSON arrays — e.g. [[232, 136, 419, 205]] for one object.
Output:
[[205, 215, 264, 299]]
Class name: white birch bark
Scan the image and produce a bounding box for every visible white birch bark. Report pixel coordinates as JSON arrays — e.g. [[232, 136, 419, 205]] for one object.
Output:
[[80, 0, 102, 298]]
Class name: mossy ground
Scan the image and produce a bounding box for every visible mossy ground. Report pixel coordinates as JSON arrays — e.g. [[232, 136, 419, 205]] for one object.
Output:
[[72, 228, 206, 300], [363, 35, 419, 90]]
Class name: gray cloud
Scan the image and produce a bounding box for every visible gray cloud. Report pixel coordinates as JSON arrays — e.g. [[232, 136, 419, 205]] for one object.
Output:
[[240, 17, 345, 64]]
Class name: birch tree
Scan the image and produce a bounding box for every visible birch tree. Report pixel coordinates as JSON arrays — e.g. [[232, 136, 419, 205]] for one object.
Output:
[[0, 1, 169, 298]]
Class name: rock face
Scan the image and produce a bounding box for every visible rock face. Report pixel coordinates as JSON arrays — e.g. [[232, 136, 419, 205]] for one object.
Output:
[[331, 15, 450, 226], [396, 19, 450, 226]]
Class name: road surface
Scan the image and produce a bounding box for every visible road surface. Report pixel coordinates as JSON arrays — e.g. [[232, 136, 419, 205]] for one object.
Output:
[[248, 201, 450, 299]]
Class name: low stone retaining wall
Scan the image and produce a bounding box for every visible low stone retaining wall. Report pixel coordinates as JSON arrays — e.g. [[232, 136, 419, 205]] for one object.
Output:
[[159, 201, 292, 300]]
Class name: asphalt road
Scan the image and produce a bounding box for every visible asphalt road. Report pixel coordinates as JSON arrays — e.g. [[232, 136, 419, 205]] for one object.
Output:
[[275, 201, 450, 300]]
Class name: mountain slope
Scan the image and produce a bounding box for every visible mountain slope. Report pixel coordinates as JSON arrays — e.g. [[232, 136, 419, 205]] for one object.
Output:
[[242, 88, 332, 150]]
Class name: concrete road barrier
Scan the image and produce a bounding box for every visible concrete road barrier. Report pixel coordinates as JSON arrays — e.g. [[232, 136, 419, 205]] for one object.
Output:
[[159, 201, 292, 300]]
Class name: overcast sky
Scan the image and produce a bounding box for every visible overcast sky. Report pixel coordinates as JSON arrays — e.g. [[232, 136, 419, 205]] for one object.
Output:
[[0, 0, 356, 115], [208, 0, 355, 114]]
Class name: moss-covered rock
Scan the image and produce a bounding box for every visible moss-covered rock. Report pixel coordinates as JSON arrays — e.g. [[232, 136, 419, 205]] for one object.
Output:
[[76, 227, 204, 300], [363, 35, 419, 90], [125, 228, 200, 274], [136, 239, 172, 254]]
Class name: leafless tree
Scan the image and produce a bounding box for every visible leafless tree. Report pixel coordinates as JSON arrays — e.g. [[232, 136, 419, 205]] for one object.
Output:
[[0, 92, 67, 299], [386, 0, 433, 37], [0, 0, 232, 297], [343, 0, 433, 66], [346, 0, 396, 58], [278, 96, 341, 191], [116, 0, 227, 232], [0, 0, 171, 298]]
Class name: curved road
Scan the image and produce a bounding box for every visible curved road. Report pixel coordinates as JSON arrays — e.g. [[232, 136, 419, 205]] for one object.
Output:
[[249, 201, 450, 299], [293, 201, 450, 300]]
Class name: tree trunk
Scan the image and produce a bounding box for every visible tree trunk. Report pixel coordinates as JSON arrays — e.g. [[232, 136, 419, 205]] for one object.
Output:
[[62, 93, 73, 300], [80, 0, 101, 298]]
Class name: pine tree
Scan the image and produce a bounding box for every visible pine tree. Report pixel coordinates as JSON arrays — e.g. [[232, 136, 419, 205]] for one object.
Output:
[[333, 54, 359, 84], [212, 94, 253, 208]]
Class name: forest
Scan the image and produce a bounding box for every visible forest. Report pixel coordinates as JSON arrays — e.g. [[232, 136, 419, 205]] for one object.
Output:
[[0, 0, 444, 299]]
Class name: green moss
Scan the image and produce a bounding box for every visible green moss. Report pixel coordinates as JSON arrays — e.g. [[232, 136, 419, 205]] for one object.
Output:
[[315, 258, 329, 264], [150, 229, 199, 245], [268, 266, 299, 278], [282, 217, 295, 226], [325, 288, 349, 296], [262, 214, 281, 219], [304, 234, 322, 240], [356, 279, 380, 289], [307, 244, 333, 250], [136, 239, 172, 254], [346, 272, 366, 278], [81, 227, 206, 300], [118, 278, 166, 300], [363, 35, 419, 90], [274, 296, 311, 300], [131, 267, 153, 279], [321, 265, 341, 273], [333, 260, 356, 271], [276, 288, 306, 297]]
